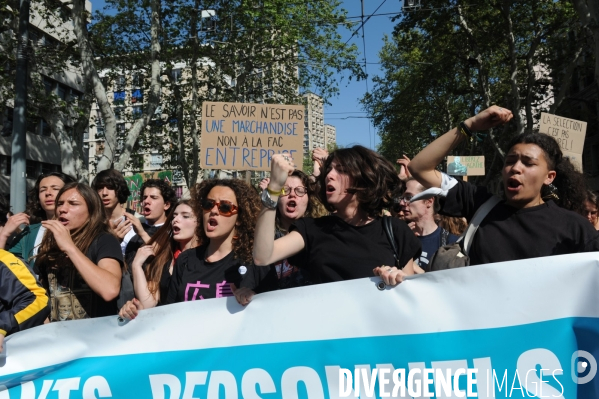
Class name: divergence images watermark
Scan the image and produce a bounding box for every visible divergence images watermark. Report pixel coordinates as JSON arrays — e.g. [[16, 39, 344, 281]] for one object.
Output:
[[338, 350, 596, 398]]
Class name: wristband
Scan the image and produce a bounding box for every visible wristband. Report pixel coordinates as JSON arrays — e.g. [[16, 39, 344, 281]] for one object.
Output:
[[459, 121, 473, 138], [267, 186, 285, 196]]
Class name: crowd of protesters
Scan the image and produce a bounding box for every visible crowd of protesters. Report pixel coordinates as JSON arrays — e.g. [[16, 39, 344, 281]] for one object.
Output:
[[0, 105, 598, 345]]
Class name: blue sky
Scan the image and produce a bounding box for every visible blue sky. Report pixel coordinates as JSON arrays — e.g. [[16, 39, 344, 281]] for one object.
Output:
[[90, 0, 400, 150], [324, 0, 399, 150]]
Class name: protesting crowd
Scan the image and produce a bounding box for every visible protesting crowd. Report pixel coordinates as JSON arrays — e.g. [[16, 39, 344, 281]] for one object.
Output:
[[1, 105, 598, 351]]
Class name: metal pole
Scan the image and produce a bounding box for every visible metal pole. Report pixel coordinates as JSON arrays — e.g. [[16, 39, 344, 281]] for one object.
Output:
[[10, 0, 30, 213]]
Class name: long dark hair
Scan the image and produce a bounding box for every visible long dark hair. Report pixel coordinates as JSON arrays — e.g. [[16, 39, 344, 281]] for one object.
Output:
[[143, 200, 197, 297], [25, 172, 76, 223], [37, 183, 109, 269], [191, 179, 260, 264], [505, 133, 586, 213], [317, 145, 401, 217]]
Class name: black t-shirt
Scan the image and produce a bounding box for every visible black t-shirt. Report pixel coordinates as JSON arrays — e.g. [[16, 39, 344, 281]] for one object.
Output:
[[141, 258, 173, 306], [440, 180, 599, 265], [290, 216, 421, 283], [165, 245, 248, 304], [40, 232, 124, 320], [240, 229, 313, 293], [418, 226, 459, 271]]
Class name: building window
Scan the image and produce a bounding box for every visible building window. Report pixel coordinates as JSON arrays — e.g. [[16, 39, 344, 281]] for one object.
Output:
[[113, 91, 126, 105], [132, 105, 143, 119], [40, 119, 51, 137], [41, 162, 59, 175], [115, 106, 124, 120], [114, 75, 126, 91], [117, 123, 126, 136], [0, 155, 10, 176], [69, 90, 82, 102], [132, 73, 144, 88], [43, 78, 54, 93], [131, 89, 143, 103], [57, 85, 66, 100], [2, 107, 13, 136], [26, 160, 39, 177], [171, 69, 182, 83], [150, 154, 162, 168]]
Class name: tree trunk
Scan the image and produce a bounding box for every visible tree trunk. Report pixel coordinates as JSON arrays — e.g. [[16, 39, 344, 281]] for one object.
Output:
[[188, 0, 200, 188], [549, 40, 585, 113], [456, 2, 504, 159], [72, 0, 117, 172], [571, 0, 599, 120], [501, 0, 524, 135], [114, 0, 162, 171]]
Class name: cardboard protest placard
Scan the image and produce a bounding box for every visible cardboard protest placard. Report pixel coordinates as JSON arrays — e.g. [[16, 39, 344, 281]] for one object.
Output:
[[200, 101, 304, 171], [446, 156, 485, 176], [539, 112, 587, 171]]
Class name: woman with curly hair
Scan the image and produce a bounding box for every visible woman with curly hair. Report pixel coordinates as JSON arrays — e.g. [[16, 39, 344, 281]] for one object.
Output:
[[1, 172, 76, 271], [165, 179, 260, 303], [408, 105, 599, 266], [118, 200, 200, 320], [235, 170, 328, 305], [36, 182, 123, 320], [254, 146, 421, 287]]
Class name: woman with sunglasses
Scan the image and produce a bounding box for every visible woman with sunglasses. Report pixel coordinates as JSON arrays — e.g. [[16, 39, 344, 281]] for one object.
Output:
[[118, 200, 200, 320], [254, 147, 421, 287], [164, 179, 260, 304], [1, 172, 76, 272], [235, 170, 327, 305]]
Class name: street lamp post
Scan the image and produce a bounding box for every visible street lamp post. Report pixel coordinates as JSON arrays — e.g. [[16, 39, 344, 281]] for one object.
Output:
[[10, 0, 31, 212]]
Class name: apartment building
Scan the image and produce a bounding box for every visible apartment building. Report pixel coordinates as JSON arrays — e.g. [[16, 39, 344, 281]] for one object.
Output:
[[303, 92, 325, 152], [0, 1, 90, 195], [85, 58, 236, 202], [303, 92, 336, 155], [324, 123, 337, 149]]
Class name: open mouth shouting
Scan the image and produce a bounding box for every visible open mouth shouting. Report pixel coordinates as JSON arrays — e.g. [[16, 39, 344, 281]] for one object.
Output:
[[506, 178, 522, 194], [285, 199, 297, 214], [206, 217, 218, 233]]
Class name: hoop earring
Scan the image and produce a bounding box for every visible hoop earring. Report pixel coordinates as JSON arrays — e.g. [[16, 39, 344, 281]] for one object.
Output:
[[542, 183, 559, 201]]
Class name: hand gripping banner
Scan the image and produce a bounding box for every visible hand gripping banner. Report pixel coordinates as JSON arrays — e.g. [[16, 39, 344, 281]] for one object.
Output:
[[0, 253, 598, 398]]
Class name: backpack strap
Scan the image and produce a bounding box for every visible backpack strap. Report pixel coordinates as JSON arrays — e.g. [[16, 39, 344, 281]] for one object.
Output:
[[440, 228, 450, 247], [382, 216, 401, 268], [462, 195, 502, 255]]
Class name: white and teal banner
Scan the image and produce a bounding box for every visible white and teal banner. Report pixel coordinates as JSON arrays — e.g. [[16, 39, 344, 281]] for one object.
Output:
[[0, 253, 598, 398]]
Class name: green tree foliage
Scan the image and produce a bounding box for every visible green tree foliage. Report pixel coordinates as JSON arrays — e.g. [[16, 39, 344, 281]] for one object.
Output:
[[88, 0, 365, 187], [363, 0, 583, 184]]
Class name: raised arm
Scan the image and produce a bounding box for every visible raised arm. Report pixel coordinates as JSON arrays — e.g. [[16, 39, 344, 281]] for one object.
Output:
[[130, 245, 160, 309], [408, 106, 513, 188], [253, 154, 306, 266], [42, 221, 122, 301]]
